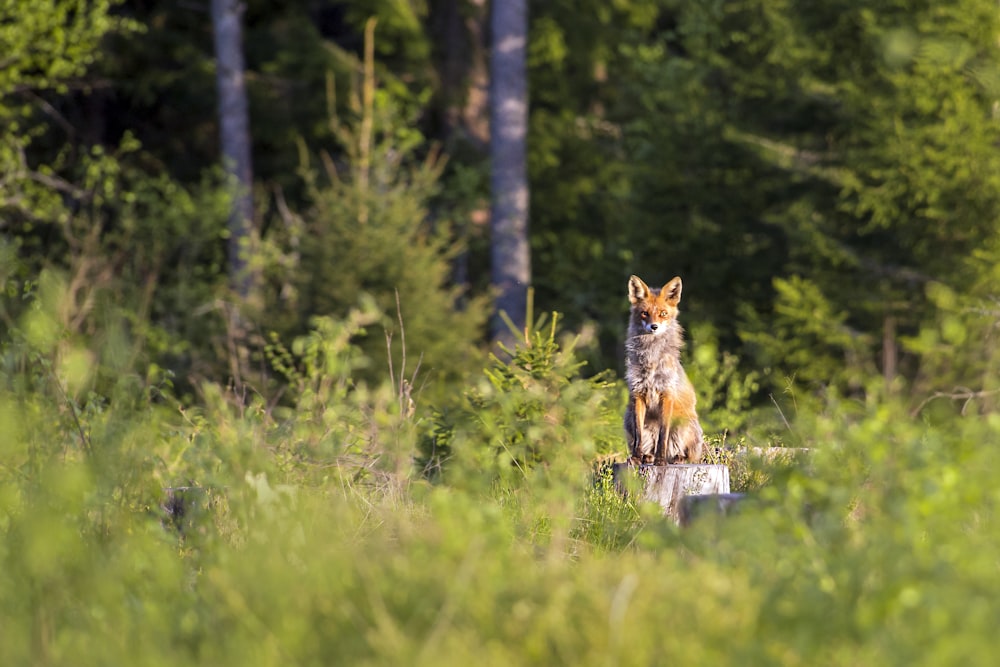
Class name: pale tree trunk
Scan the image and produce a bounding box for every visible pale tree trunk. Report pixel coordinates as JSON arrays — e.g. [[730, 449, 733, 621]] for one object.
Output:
[[489, 0, 530, 347], [211, 0, 254, 300]]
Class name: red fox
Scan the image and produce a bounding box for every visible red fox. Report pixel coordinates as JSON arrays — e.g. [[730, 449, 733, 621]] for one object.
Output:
[[624, 275, 705, 465]]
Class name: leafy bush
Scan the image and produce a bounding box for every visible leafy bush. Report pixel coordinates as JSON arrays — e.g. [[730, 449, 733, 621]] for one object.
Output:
[[686, 321, 762, 434], [418, 312, 623, 492]]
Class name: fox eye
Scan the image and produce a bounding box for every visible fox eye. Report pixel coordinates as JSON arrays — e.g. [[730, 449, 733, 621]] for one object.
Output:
[[640, 311, 649, 319], [660, 310, 668, 318]]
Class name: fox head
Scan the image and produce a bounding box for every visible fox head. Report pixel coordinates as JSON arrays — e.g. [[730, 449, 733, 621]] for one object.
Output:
[[628, 275, 682, 335]]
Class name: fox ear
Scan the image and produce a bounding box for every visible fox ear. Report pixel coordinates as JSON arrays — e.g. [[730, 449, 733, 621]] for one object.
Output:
[[628, 275, 650, 304], [662, 276, 682, 305]]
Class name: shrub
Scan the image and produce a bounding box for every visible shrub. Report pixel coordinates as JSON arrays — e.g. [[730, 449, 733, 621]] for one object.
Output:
[[418, 312, 623, 491]]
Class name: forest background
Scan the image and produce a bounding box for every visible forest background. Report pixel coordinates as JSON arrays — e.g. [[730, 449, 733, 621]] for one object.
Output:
[[2, 0, 1000, 664]]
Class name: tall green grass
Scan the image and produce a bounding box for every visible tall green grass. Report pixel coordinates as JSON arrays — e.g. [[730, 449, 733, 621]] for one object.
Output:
[[2, 299, 999, 666]]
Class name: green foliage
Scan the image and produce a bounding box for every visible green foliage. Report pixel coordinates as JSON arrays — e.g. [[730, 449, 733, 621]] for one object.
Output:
[[0, 0, 139, 224], [8, 3, 1000, 662], [419, 312, 622, 494], [0, 0, 239, 395], [0, 0, 136, 94], [260, 79, 486, 394], [901, 232, 1000, 415], [588, 0, 1000, 414], [6, 276, 1000, 665], [739, 275, 877, 398], [263, 300, 419, 487], [2, 144, 235, 393], [11, 0, 1000, 430], [701, 434, 797, 493], [572, 462, 645, 552], [687, 322, 762, 433]]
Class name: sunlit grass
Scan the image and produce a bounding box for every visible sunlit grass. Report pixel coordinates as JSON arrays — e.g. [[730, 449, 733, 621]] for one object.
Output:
[[3, 304, 1000, 665]]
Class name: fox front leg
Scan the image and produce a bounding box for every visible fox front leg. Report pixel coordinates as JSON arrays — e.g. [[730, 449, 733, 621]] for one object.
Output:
[[653, 395, 675, 465], [652, 424, 667, 465], [630, 395, 651, 464]]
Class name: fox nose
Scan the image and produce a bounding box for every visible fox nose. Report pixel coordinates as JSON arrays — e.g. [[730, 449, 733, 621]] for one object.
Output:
[[649, 323, 658, 331]]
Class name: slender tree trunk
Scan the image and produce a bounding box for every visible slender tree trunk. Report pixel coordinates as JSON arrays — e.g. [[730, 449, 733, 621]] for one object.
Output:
[[489, 0, 530, 346], [211, 0, 254, 299]]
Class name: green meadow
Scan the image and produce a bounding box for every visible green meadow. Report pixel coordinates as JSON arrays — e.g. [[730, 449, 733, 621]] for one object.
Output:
[[2, 301, 998, 666]]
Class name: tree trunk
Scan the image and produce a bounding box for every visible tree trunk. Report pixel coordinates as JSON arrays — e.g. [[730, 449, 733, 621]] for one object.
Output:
[[489, 0, 530, 347], [211, 0, 254, 299]]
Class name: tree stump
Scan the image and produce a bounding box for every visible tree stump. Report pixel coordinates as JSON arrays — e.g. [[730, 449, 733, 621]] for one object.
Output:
[[612, 463, 731, 523]]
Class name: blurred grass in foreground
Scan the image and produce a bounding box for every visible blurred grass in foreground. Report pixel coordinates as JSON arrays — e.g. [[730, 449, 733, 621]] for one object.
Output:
[[2, 296, 999, 666]]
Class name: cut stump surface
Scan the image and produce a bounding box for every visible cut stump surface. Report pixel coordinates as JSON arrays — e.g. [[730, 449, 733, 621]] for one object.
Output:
[[612, 463, 731, 523]]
